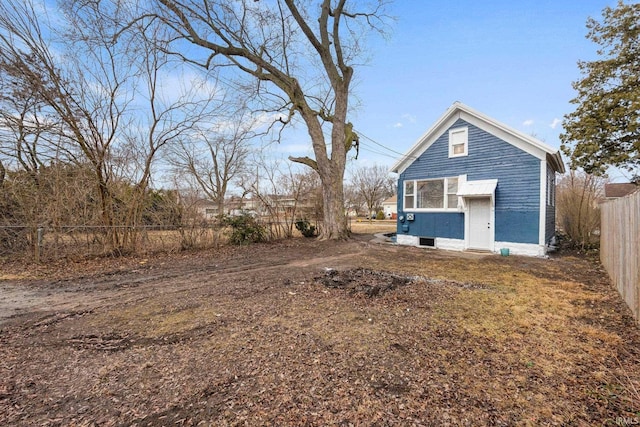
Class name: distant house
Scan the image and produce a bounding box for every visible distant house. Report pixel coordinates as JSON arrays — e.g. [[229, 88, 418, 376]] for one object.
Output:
[[193, 196, 260, 220], [194, 199, 219, 221], [604, 183, 638, 200], [390, 102, 565, 256], [382, 196, 397, 219]]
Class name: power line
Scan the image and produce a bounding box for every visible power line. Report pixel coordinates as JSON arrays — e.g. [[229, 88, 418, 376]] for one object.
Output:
[[355, 131, 418, 162], [355, 131, 408, 157], [357, 144, 399, 160]]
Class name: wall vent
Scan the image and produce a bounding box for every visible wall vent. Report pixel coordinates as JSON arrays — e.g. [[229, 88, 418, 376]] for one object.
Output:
[[419, 237, 435, 247]]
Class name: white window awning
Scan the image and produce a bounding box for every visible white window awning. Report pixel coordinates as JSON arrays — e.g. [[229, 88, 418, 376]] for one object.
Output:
[[457, 179, 498, 197]]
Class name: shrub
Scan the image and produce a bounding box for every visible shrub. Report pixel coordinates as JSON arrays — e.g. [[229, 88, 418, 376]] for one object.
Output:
[[295, 219, 317, 238], [222, 213, 266, 245], [556, 171, 604, 250], [376, 211, 385, 220]]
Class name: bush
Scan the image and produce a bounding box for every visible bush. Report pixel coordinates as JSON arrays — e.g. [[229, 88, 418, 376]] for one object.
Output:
[[222, 213, 266, 245], [376, 211, 385, 220], [295, 219, 317, 238], [556, 171, 604, 250]]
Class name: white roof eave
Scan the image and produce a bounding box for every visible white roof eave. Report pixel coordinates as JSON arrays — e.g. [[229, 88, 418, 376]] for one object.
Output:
[[390, 102, 565, 174]]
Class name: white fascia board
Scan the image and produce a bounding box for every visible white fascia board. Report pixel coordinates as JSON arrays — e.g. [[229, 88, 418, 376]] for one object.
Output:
[[454, 103, 561, 156], [390, 104, 462, 174], [390, 101, 564, 174], [458, 111, 549, 162]]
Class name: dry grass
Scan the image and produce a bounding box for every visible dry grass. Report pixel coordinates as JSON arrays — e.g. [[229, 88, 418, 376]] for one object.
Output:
[[349, 219, 396, 235], [1, 238, 639, 426]]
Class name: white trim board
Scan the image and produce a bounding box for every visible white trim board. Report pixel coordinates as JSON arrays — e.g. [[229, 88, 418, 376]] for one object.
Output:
[[391, 102, 565, 175], [396, 235, 547, 257]]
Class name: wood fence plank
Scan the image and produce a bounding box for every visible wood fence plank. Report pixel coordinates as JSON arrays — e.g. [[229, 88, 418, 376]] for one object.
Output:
[[601, 189, 640, 324]]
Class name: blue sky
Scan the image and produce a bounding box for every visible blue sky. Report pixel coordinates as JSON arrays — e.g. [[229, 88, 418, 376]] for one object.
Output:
[[27, 0, 624, 182], [325, 0, 621, 178]]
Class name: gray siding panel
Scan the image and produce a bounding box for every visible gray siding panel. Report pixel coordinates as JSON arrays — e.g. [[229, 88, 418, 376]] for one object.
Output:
[[398, 119, 542, 244]]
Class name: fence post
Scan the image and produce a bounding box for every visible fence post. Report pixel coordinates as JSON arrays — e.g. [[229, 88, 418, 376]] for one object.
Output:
[[34, 226, 44, 263]]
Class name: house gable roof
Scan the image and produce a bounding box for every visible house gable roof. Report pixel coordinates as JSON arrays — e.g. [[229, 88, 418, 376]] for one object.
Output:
[[390, 102, 565, 175], [382, 195, 397, 205]]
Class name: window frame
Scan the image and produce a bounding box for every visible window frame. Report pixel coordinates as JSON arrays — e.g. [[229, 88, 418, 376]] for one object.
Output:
[[448, 127, 468, 158], [547, 172, 556, 207], [403, 176, 460, 212]]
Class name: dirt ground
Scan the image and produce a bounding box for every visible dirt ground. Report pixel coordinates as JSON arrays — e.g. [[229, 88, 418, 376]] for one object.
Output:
[[1, 231, 639, 426]]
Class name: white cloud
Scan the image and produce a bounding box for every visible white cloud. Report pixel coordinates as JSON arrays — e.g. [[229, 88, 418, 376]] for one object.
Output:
[[549, 118, 562, 129], [390, 113, 416, 129], [402, 113, 417, 124], [522, 119, 534, 127]]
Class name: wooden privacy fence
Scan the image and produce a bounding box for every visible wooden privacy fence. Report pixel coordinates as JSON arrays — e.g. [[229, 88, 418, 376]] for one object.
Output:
[[600, 188, 640, 324]]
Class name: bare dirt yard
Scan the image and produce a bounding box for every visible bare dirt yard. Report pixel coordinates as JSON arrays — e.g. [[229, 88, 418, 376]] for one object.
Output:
[[1, 226, 639, 426]]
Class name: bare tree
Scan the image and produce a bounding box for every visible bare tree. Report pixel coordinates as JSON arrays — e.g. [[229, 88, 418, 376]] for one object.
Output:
[[111, 17, 225, 249], [134, 0, 389, 239], [343, 183, 364, 218], [0, 84, 58, 182], [169, 108, 254, 217], [556, 170, 607, 250], [350, 164, 395, 219], [0, 0, 230, 254], [0, 0, 136, 249], [240, 155, 322, 238]]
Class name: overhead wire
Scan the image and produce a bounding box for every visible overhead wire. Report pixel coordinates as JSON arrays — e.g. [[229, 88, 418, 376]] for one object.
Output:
[[357, 144, 399, 159], [354, 130, 419, 162]]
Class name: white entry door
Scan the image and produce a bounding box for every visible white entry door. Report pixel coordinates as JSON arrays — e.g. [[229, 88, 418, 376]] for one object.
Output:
[[467, 198, 492, 250]]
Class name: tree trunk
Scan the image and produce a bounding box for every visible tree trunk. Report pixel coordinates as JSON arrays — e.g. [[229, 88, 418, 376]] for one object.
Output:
[[297, 103, 350, 240], [319, 171, 349, 240]]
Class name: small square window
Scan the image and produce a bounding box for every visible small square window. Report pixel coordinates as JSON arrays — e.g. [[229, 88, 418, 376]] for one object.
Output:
[[449, 127, 468, 158]]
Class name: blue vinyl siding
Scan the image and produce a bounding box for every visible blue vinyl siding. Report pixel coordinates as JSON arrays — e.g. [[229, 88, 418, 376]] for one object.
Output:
[[545, 167, 557, 244], [395, 212, 465, 238], [398, 118, 542, 244], [495, 211, 539, 243], [545, 205, 555, 243]]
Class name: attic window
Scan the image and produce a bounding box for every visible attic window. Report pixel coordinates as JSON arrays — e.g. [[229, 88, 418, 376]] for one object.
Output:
[[449, 127, 468, 158]]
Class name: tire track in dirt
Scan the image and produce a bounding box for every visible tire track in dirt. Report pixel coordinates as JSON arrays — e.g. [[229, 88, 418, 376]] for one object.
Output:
[[0, 243, 367, 326]]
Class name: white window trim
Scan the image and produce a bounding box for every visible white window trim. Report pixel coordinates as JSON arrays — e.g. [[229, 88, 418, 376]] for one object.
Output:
[[547, 172, 556, 207], [403, 176, 462, 212], [448, 127, 468, 158]]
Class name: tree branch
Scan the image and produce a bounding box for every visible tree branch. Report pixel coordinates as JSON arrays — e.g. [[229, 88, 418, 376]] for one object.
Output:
[[288, 155, 318, 171]]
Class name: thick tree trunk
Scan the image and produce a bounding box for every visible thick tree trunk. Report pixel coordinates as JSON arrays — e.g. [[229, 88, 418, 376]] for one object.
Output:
[[319, 170, 349, 240], [294, 103, 351, 240]]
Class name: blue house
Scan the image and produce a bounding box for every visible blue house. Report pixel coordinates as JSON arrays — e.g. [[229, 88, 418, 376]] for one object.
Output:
[[390, 102, 565, 256]]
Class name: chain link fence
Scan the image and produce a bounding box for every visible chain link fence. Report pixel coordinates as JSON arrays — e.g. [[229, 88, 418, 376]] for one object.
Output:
[[0, 224, 227, 261], [0, 217, 321, 262]]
